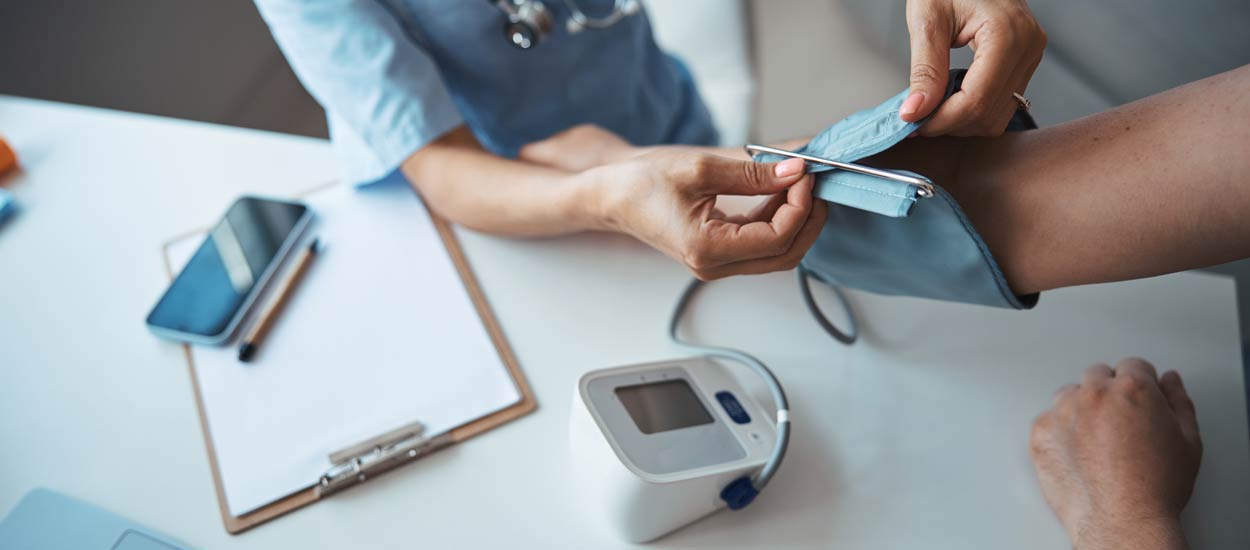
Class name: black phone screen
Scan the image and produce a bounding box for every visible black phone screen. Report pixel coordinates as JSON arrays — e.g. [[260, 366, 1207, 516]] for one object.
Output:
[[146, 197, 309, 339]]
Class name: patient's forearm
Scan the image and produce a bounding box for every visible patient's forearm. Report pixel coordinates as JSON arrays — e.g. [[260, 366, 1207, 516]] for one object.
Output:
[[878, 65, 1250, 295]]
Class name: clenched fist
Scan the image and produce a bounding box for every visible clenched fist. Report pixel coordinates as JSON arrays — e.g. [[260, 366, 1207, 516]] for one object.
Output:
[[1029, 358, 1202, 550]]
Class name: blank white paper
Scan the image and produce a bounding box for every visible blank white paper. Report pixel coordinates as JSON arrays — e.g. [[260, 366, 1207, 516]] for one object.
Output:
[[167, 181, 522, 517]]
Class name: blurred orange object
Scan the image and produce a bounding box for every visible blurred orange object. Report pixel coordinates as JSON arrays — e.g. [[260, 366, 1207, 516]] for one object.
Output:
[[0, 137, 17, 175]]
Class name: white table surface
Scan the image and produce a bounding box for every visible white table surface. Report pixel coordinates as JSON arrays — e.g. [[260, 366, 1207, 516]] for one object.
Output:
[[2, 95, 1248, 549]]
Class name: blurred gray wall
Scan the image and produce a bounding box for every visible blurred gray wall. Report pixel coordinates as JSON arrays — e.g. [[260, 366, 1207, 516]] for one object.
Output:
[[0, 0, 327, 137]]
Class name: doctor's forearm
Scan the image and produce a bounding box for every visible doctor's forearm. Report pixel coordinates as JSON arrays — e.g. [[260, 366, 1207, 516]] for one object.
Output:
[[400, 126, 606, 237]]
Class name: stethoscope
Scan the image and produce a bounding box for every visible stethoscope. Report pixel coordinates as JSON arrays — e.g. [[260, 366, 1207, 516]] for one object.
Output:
[[493, 0, 642, 49]]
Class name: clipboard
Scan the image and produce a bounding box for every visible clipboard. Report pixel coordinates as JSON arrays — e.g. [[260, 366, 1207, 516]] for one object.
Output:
[[160, 180, 536, 534]]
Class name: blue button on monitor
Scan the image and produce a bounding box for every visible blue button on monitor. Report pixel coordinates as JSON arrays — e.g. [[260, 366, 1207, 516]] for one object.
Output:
[[715, 391, 751, 424]]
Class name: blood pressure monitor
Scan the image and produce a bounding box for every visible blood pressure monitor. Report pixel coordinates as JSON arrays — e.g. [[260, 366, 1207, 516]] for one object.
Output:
[[569, 357, 778, 542]]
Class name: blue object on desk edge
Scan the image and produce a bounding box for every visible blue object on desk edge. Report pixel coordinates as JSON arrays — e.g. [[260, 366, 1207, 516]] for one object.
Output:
[[0, 189, 16, 225], [0, 488, 190, 550]]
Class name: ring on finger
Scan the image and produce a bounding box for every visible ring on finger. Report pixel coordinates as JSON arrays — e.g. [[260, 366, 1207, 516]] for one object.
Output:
[[1012, 92, 1031, 111]]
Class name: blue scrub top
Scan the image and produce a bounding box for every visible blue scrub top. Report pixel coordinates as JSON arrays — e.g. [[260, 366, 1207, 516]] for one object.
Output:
[[255, 0, 719, 184]]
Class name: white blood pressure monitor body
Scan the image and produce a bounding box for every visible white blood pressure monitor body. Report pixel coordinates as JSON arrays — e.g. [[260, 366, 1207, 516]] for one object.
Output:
[[570, 357, 777, 542]]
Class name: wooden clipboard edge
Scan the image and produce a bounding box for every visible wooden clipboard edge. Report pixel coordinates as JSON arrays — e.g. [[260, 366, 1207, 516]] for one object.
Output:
[[429, 209, 539, 443], [159, 180, 537, 534]]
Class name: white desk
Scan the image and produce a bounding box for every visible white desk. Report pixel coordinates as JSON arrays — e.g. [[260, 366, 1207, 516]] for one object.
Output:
[[1, 95, 1248, 549]]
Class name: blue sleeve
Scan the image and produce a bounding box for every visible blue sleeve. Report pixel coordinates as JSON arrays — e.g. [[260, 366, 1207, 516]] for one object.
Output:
[[254, 0, 464, 183]]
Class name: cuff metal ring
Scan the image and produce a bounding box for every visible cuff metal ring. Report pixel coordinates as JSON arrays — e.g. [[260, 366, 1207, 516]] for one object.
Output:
[[1012, 92, 1031, 111]]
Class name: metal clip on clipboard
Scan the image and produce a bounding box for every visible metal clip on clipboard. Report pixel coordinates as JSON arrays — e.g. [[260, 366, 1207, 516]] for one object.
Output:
[[744, 144, 936, 198], [317, 420, 456, 497]]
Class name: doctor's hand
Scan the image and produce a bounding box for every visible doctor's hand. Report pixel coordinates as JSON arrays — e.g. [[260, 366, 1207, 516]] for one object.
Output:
[[1029, 359, 1202, 550], [585, 151, 826, 280], [902, 0, 1046, 136]]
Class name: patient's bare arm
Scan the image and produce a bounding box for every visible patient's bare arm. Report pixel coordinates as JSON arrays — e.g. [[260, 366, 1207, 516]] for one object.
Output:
[[869, 64, 1250, 295]]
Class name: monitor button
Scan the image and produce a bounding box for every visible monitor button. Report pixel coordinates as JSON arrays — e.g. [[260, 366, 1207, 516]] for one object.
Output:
[[715, 391, 752, 424]]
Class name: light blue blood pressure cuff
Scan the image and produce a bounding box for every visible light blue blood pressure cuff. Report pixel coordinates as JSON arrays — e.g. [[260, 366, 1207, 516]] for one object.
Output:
[[753, 69, 1039, 309]]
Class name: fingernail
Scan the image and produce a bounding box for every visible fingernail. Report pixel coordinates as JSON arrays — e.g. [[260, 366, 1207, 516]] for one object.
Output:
[[774, 158, 804, 178], [899, 91, 925, 119]]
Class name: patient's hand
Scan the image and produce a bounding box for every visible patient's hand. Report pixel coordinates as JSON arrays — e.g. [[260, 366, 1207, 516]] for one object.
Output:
[[1029, 358, 1202, 550]]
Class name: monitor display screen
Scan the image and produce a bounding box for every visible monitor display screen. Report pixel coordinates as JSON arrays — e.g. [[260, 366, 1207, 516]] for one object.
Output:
[[615, 379, 714, 434]]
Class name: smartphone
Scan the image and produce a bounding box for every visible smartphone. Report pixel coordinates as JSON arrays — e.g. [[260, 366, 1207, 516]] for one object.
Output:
[[146, 196, 314, 345]]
